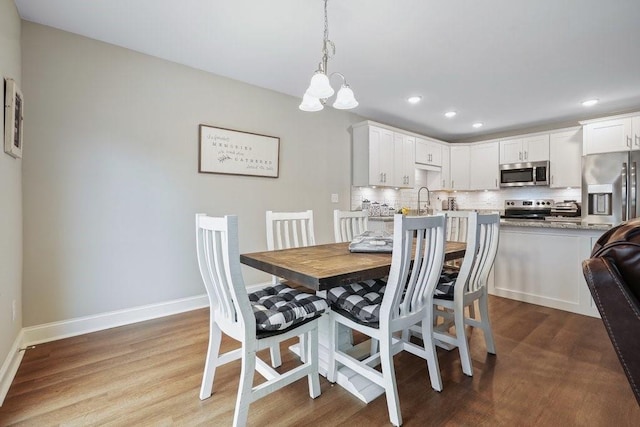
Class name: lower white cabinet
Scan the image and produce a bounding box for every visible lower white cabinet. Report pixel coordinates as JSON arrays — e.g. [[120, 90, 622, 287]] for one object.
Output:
[[490, 225, 603, 317]]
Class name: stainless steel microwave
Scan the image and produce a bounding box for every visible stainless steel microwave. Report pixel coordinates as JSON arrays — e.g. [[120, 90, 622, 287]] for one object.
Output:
[[499, 161, 549, 187]]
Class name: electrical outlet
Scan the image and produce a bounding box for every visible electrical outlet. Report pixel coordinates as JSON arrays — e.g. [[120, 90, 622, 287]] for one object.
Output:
[[12, 300, 16, 322], [331, 193, 339, 203]]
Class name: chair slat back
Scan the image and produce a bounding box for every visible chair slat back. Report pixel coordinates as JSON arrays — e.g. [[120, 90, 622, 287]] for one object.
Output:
[[455, 213, 500, 297], [381, 214, 446, 324], [445, 211, 469, 243], [333, 210, 369, 243], [196, 214, 254, 334], [266, 210, 316, 250]]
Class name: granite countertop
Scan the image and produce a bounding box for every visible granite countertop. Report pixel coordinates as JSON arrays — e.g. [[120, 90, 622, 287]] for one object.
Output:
[[369, 213, 612, 231], [500, 219, 612, 231]]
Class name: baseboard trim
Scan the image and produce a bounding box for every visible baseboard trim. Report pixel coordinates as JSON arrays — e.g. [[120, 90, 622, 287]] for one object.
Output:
[[0, 330, 25, 407], [2, 281, 272, 406], [22, 294, 209, 347]]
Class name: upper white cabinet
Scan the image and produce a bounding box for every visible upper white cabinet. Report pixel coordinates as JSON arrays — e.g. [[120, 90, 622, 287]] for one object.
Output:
[[470, 142, 499, 190], [426, 144, 451, 190], [394, 133, 415, 187], [352, 122, 414, 188], [415, 137, 442, 166], [352, 124, 395, 187], [582, 113, 640, 155], [500, 134, 549, 164], [450, 145, 470, 190], [549, 128, 582, 188]]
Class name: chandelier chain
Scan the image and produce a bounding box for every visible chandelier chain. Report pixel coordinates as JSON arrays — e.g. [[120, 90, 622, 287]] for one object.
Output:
[[322, 0, 335, 62]]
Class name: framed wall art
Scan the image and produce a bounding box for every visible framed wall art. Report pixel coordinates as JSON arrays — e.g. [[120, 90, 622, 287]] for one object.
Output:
[[4, 78, 24, 159], [199, 124, 279, 178]]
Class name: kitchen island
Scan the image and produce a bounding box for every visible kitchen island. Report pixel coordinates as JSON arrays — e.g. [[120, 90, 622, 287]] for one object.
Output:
[[491, 219, 610, 317]]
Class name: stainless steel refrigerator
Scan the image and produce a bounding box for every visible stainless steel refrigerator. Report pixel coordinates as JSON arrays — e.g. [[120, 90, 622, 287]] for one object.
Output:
[[582, 151, 640, 225]]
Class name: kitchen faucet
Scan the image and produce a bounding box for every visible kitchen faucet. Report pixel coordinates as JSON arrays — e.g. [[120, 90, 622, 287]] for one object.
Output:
[[417, 186, 431, 215]]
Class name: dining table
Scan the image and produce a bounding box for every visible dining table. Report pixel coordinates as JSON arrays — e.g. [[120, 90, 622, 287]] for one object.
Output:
[[240, 240, 466, 404]]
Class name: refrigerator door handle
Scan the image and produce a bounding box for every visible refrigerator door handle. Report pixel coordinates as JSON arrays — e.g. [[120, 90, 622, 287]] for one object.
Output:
[[622, 162, 628, 222], [631, 162, 637, 219]]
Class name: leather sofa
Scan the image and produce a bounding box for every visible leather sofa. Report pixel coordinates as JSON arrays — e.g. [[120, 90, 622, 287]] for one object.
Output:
[[582, 217, 640, 405]]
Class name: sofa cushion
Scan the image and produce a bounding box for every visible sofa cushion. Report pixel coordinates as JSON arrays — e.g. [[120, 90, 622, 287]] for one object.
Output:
[[249, 284, 328, 332]]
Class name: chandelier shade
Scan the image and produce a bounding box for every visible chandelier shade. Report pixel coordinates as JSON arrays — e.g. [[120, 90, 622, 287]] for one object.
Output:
[[299, 0, 357, 112], [299, 93, 324, 112]]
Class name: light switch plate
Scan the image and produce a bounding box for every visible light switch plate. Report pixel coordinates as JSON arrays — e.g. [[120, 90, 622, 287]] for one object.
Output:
[[331, 193, 339, 203]]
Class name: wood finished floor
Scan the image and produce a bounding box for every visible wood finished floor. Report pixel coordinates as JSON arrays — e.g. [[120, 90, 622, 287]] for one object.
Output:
[[1, 296, 638, 426]]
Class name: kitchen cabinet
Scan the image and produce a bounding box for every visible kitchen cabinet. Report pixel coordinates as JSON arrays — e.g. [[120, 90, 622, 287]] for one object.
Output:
[[426, 145, 450, 190], [582, 114, 640, 155], [490, 225, 602, 317], [500, 134, 549, 164], [549, 128, 582, 188], [353, 124, 401, 187], [394, 133, 415, 187], [415, 137, 442, 166], [449, 145, 470, 190], [470, 142, 499, 190]]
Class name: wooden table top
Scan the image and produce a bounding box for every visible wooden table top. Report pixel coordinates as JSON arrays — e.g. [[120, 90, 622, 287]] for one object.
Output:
[[240, 241, 466, 291]]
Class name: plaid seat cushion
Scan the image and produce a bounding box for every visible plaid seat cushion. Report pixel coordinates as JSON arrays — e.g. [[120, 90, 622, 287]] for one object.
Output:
[[327, 279, 387, 324], [434, 271, 459, 300], [248, 284, 328, 332]]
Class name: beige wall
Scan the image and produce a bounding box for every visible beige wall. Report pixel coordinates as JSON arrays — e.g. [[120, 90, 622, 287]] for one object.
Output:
[[21, 22, 360, 326], [0, 0, 22, 369]]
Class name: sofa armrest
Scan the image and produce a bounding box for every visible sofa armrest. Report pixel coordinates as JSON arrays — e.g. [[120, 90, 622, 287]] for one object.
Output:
[[583, 257, 640, 405]]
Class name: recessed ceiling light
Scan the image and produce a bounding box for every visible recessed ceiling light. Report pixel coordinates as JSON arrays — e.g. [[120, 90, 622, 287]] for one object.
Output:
[[407, 96, 422, 104], [582, 99, 599, 107], [444, 111, 457, 118], [472, 122, 484, 128]]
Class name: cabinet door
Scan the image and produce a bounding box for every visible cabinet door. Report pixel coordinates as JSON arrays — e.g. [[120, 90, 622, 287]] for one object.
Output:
[[450, 145, 470, 190], [523, 134, 550, 162], [633, 116, 640, 151], [415, 138, 442, 166], [403, 136, 416, 187], [550, 129, 582, 188], [394, 133, 415, 187], [500, 139, 523, 163], [584, 118, 632, 154], [441, 145, 451, 189], [370, 127, 395, 185], [470, 142, 499, 190]]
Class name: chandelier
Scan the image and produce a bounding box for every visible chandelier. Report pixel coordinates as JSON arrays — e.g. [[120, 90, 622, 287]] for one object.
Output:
[[299, 0, 358, 112]]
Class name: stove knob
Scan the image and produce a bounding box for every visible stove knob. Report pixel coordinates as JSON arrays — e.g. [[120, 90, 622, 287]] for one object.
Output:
[[536, 202, 540, 205]]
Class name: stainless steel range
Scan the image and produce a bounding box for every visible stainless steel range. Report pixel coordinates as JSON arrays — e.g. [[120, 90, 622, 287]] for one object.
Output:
[[502, 199, 554, 220]]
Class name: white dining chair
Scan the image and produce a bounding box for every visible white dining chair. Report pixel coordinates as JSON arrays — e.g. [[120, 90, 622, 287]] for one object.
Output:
[[444, 211, 469, 270], [196, 214, 327, 427], [326, 214, 446, 427], [433, 212, 499, 377], [265, 209, 316, 365], [333, 209, 368, 243]]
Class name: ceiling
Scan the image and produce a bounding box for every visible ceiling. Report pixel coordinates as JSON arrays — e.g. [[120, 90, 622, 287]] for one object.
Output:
[[14, 0, 640, 142]]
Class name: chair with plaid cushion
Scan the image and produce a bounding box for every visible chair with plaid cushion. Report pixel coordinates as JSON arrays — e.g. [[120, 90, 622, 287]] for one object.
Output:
[[327, 214, 446, 427], [433, 212, 499, 377], [196, 214, 327, 427], [265, 209, 317, 365]]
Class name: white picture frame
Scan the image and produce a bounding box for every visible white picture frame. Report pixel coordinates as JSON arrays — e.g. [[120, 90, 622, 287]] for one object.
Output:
[[198, 124, 280, 178], [4, 78, 24, 159]]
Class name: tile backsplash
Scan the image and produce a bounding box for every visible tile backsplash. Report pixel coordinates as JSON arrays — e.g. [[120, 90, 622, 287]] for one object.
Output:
[[351, 170, 581, 213]]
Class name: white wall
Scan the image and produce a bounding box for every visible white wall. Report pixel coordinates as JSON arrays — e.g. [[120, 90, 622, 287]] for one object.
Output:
[[0, 0, 23, 377], [21, 22, 361, 326]]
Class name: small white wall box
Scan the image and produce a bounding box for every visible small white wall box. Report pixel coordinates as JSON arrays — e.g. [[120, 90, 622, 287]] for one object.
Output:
[[4, 78, 24, 159]]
